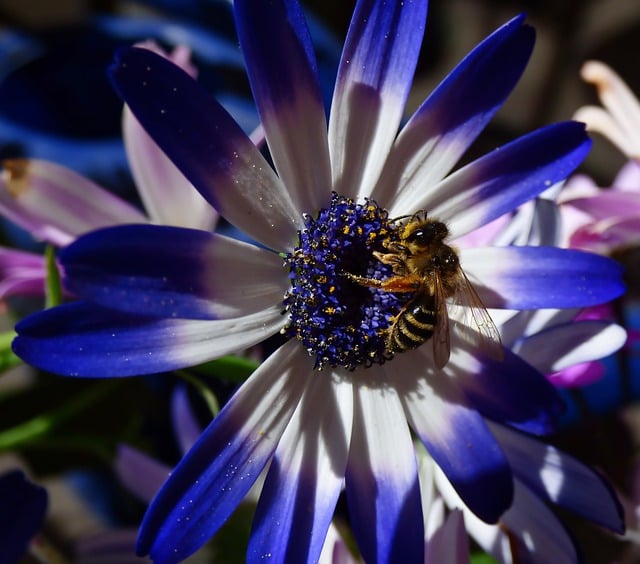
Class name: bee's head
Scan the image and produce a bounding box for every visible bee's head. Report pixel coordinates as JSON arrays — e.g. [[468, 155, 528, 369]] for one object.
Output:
[[403, 218, 449, 249]]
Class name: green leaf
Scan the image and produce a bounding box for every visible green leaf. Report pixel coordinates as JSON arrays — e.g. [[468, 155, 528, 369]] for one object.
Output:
[[0, 380, 120, 451], [192, 355, 259, 383], [0, 330, 20, 372], [471, 551, 497, 564]]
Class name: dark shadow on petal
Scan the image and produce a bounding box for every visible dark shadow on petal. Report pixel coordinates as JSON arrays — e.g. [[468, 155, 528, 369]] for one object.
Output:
[[249, 375, 349, 562]]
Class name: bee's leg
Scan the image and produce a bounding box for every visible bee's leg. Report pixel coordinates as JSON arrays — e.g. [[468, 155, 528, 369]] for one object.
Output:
[[378, 277, 419, 293], [342, 272, 420, 293], [342, 272, 384, 288], [381, 241, 408, 254], [372, 251, 408, 274]]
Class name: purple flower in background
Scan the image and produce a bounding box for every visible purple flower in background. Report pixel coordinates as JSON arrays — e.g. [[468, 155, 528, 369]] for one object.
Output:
[[459, 191, 627, 390], [560, 160, 640, 254], [574, 61, 640, 160], [12, 0, 626, 561], [422, 423, 623, 563], [558, 62, 640, 254]]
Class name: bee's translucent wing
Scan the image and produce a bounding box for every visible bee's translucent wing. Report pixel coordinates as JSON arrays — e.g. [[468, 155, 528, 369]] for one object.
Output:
[[450, 268, 504, 362], [432, 272, 451, 369]]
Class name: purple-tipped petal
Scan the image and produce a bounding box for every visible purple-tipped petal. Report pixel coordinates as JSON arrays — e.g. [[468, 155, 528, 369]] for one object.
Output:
[[234, 0, 331, 214], [171, 386, 203, 454], [345, 375, 424, 563], [393, 122, 590, 234], [60, 225, 286, 320], [491, 423, 625, 533], [0, 159, 147, 246], [446, 343, 564, 435], [248, 375, 352, 563], [547, 360, 606, 389], [74, 529, 142, 562], [425, 509, 470, 564], [328, 0, 428, 200], [115, 445, 170, 504], [138, 341, 311, 561], [0, 248, 47, 300], [13, 302, 284, 377], [461, 246, 625, 309], [392, 353, 513, 524], [376, 14, 534, 207], [564, 191, 640, 221], [109, 47, 302, 251], [570, 216, 640, 253]]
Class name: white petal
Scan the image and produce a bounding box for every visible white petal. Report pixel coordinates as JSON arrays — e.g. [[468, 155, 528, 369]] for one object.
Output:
[[514, 320, 626, 373]]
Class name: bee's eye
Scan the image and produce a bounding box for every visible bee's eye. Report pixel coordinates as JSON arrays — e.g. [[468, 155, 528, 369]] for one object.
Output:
[[404, 220, 448, 245], [408, 223, 436, 244], [409, 229, 428, 243]]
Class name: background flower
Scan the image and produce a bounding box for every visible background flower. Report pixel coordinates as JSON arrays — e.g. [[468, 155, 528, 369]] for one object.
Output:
[[0, 469, 47, 563]]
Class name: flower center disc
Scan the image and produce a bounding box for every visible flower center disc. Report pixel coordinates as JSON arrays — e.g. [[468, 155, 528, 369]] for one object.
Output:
[[283, 193, 404, 370]]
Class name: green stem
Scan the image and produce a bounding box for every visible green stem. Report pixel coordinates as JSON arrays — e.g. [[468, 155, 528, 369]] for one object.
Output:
[[45, 244, 62, 309], [0, 381, 120, 451]]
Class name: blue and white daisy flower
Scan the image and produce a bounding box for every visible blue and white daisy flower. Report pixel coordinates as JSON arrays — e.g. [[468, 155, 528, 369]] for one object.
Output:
[[12, 0, 625, 561]]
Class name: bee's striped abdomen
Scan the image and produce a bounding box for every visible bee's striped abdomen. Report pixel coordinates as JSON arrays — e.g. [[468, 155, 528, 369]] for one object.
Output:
[[387, 298, 436, 352]]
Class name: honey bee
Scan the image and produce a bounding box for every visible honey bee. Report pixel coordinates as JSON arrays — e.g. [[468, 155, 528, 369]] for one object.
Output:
[[347, 212, 502, 368]]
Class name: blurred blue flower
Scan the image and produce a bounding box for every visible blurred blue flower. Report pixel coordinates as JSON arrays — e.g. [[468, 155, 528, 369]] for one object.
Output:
[[0, 11, 256, 192], [0, 469, 47, 563]]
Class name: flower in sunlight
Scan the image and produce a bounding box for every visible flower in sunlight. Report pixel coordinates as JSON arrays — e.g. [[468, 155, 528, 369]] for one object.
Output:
[[420, 423, 623, 563], [560, 160, 640, 254], [559, 61, 640, 254], [12, 0, 625, 561], [459, 188, 628, 390], [574, 61, 640, 160]]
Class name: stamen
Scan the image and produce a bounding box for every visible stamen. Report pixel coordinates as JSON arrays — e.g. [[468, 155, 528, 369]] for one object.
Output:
[[282, 193, 403, 370]]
